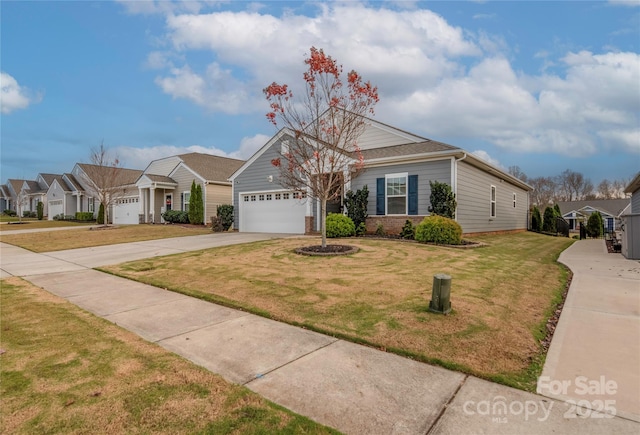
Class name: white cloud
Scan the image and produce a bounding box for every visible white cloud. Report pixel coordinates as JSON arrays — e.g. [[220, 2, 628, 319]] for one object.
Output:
[[115, 144, 234, 169], [608, 0, 640, 7], [471, 150, 504, 169], [1, 72, 41, 114], [229, 134, 271, 160], [134, 3, 639, 159]]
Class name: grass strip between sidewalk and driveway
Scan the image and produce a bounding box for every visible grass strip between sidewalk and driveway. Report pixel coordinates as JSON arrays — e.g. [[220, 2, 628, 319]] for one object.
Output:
[[0, 224, 211, 251], [0, 277, 339, 434], [101, 232, 574, 393]]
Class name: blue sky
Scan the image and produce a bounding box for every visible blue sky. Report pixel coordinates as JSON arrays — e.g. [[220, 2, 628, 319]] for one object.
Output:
[[2, 0, 639, 186]]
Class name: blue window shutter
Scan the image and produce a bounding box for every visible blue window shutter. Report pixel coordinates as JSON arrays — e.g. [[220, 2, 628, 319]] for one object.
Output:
[[408, 175, 418, 215], [376, 177, 385, 215]]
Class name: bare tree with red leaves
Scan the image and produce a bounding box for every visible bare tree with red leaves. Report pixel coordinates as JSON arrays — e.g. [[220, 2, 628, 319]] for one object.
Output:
[[264, 47, 379, 248]]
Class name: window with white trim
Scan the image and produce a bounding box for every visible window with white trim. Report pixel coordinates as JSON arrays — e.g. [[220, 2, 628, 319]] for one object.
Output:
[[182, 191, 190, 212], [386, 173, 408, 215], [88, 197, 95, 213], [490, 186, 496, 218]]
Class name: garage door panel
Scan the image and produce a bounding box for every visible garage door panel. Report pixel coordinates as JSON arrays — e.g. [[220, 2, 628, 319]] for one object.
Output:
[[240, 192, 306, 234], [114, 197, 140, 225]]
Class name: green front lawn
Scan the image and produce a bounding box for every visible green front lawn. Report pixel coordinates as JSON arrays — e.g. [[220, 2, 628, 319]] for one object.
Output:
[[102, 232, 574, 392], [0, 277, 338, 434]]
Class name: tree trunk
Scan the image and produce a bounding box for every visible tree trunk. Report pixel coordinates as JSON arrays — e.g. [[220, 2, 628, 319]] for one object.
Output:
[[321, 197, 327, 248]]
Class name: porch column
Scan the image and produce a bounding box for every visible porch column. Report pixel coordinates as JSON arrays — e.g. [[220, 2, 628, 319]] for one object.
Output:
[[150, 187, 156, 223], [76, 193, 82, 213], [138, 188, 145, 223]]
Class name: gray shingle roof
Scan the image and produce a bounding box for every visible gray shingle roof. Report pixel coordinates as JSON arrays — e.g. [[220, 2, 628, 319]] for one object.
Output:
[[558, 199, 631, 218], [77, 163, 143, 186], [359, 140, 460, 160], [177, 153, 245, 182]]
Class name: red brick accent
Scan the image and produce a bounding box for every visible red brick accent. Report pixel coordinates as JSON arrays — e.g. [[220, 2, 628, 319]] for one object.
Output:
[[305, 216, 315, 235], [365, 216, 426, 236]]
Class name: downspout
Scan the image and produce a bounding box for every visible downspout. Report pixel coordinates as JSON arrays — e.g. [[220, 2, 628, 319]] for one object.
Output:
[[453, 153, 467, 221]]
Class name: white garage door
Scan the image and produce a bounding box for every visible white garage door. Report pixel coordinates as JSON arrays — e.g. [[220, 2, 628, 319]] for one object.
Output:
[[240, 191, 307, 233], [113, 197, 140, 225], [48, 200, 63, 220]]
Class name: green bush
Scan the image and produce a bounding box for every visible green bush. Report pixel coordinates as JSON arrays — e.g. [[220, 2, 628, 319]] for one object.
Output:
[[586, 211, 604, 238], [162, 210, 189, 224], [216, 204, 234, 231], [428, 180, 457, 219], [531, 206, 542, 232], [344, 186, 369, 229], [37, 201, 44, 220], [97, 203, 105, 225], [542, 207, 556, 233], [76, 212, 95, 222], [22, 211, 37, 218], [375, 222, 385, 236], [355, 222, 366, 236], [400, 220, 415, 240], [3, 209, 17, 217], [326, 213, 355, 238], [415, 215, 462, 245], [553, 203, 562, 217]]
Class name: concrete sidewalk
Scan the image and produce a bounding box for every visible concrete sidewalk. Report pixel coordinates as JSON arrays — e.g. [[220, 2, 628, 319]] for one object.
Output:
[[539, 239, 640, 423], [1, 235, 639, 434]]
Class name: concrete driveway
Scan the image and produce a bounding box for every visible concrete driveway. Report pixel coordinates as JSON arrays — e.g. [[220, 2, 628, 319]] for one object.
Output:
[[2, 233, 639, 434]]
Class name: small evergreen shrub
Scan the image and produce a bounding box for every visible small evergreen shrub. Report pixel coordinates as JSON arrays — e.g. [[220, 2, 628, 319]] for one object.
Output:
[[355, 222, 366, 236], [211, 216, 224, 232], [326, 213, 355, 238], [531, 206, 542, 232], [76, 212, 95, 221], [97, 203, 105, 225], [586, 211, 604, 238], [22, 211, 37, 218], [553, 203, 562, 217], [344, 186, 369, 229], [542, 207, 556, 233], [428, 180, 457, 219], [216, 204, 234, 231], [162, 210, 189, 224], [400, 220, 415, 240], [375, 222, 385, 236], [3, 209, 17, 217], [37, 201, 44, 220], [415, 215, 462, 245]]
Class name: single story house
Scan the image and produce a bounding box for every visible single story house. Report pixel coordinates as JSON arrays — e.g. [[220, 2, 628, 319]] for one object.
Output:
[[557, 199, 631, 233], [136, 153, 244, 224], [46, 173, 88, 220], [230, 118, 532, 235], [621, 172, 640, 260]]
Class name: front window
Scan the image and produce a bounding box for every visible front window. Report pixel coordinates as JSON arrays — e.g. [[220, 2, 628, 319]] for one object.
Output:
[[88, 197, 95, 213], [386, 173, 407, 215], [182, 191, 190, 212], [490, 186, 496, 218]]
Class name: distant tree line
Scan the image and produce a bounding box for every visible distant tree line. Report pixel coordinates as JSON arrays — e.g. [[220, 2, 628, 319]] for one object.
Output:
[[507, 166, 631, 207]]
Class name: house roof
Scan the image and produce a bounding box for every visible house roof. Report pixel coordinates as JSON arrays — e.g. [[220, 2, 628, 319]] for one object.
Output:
[[557, 199, 631, 218], [62, 173, 82, 192], [144, 174, 177, 184], [624, 172, 640, 194], [77, 163, 143, 186], [39, 173, 62, 187], [176, 153, 245, 183], [359, 140, 460, 160], [25, 180, 41, 193], [7, 179, 27, 195]]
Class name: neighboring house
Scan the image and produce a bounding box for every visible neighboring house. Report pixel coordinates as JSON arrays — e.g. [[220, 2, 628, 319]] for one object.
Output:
[[557, 199, 631, 233], [230, 118, 532, 235], [0, 184, 12, 213], [46, 173, 85, 220], [5, 179, 35, 216], [621, 172, 640, 260], [136, 153, 244, 224], [69, 163, 143, 224]]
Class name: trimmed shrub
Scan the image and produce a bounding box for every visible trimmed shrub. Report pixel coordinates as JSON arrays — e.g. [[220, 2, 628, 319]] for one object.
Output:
[[355, 222, 366, 236], [542, 207, 556, 233], [326, 213, 355, 238], [375, 222, 385, 236], [553, 203, 562, 217], [400, 219, 415, 240], [428, 180, 457, 219], [162, 210, 189, 224], [344, 185, 369, 229], [3, 209, 17, 217], [76, 212, 95, 222], [22, 211, 37, 218], [586, 211, 604, 238], [216, 204, 234, 231], [188, 181, 204, 225], [415, 215, 462, 245], [97, 203, 105, 225], [531, 206, 542, 232], [37, 201, 44, 220], [211, 216, 224, 232]]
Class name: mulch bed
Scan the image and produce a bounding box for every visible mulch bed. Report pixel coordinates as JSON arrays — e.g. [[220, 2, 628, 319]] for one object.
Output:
[[295, 245, 359, 256]]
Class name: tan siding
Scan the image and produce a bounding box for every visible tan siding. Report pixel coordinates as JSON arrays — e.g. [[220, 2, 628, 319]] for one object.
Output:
[[456, 162, 529, 233], [205, 184, 233, 222]]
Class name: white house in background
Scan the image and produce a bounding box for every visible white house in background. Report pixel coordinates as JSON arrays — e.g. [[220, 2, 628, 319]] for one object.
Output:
[[230, 117, 532, 235], [557, 199, 631, 233], [136, 153, 244, 224]]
